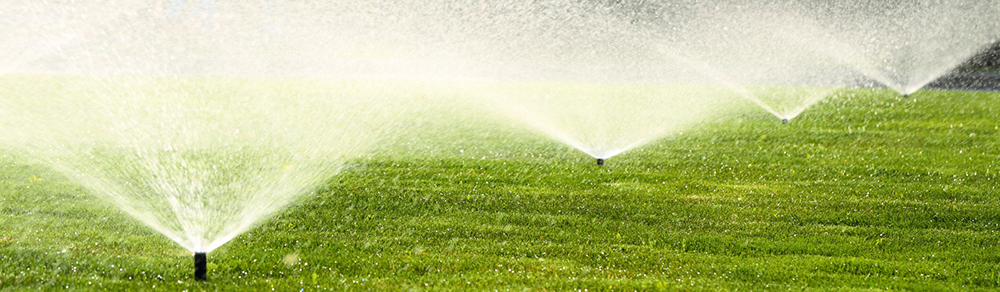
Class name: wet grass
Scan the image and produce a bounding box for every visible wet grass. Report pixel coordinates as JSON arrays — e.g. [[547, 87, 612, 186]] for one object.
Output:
[[2, 87, 1000, 290]]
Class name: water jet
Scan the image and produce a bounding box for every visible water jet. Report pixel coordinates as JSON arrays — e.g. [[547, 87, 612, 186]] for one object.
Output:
[[0, 75, 391, 258], [804, 1, 1000, 95], [0, 2, 414, 260], [665, 3, 855, 121]]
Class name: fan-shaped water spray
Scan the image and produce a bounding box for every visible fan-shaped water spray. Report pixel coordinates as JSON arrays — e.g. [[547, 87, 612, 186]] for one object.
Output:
[[655, 1, 859, 122], [806, 0, 1000, 95], [0, 1, 446, 279], [435, 1, 741, 162], [477, 80, 734, 162], [0, 75, 390, 278]]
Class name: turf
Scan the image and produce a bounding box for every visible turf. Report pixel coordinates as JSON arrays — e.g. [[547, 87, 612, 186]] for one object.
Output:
[[2, 87, 999, 290]]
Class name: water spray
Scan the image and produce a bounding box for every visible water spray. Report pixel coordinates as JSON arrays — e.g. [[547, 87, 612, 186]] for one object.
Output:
[[596, 158, 604, 166], [194, 252, 207, 281]]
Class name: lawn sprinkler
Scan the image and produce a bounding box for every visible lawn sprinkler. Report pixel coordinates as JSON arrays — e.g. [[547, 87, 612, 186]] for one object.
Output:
[[195, 252, 207, 280], [782, 118, 788, 124], [596, 158, 604, 166]]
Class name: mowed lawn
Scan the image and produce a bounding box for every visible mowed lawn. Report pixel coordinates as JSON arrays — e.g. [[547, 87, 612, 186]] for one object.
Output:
[[2, 86, 999, 290]]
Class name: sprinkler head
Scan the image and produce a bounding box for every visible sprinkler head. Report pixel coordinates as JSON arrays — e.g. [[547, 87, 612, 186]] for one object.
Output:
[[194, 252, 207, 281], [596, 158, 604, 166], [781, 119, 788, 124], [903, 94, 908, 98]]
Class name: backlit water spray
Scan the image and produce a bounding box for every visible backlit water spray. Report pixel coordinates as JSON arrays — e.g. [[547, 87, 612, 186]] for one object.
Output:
[[2, 0, 999, 281], [1, 75, 387, 279], [0, 1, 446, 280], [655, 1, 858, 122], [806, 0, 1000, 95], [449, 1, 738, 164]]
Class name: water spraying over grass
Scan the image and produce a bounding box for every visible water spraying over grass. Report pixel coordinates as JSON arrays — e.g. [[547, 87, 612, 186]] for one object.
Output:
[[476, 81, 735, 160], [1, 75, 389, 253], [1, 0, 999, 284], [806, 0, 1000, 95]]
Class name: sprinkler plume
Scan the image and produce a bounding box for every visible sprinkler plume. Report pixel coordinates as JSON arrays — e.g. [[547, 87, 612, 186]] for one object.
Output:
[[194, 252, 207, 281], [596, 158, 604, 166]]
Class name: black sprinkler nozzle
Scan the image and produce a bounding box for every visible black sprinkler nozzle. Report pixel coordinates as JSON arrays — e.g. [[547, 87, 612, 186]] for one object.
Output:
[[194, 252, 207, 281], [596, 158, 604, 166], [782, 119, 788, 124]]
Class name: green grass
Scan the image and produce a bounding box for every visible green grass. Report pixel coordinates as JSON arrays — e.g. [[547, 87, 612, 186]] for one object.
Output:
[[2, 87, 1000, 290]]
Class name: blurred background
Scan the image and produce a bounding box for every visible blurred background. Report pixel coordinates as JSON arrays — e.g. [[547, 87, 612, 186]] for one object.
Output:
[[958, 40, 1000, 71]]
